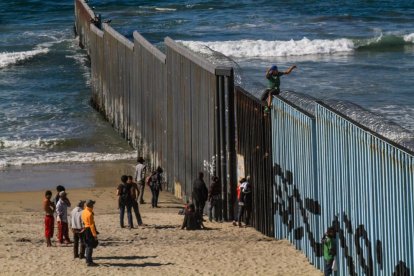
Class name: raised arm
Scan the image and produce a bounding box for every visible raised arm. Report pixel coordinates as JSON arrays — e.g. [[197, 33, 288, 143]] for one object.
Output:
[[284, 65, 297, 75]]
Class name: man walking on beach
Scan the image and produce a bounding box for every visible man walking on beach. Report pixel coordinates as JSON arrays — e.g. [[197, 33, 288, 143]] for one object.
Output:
[[192, 172, 208, 218], [134, 157, 146, 204], [71, 200, 86, 259], [117, 175, 133, 228], [82, 200, 98, 266], [43, 190, 55, 247], [128, 175, 143, 226], [149, 167, 163, 208], [56, 191, 71, 244]]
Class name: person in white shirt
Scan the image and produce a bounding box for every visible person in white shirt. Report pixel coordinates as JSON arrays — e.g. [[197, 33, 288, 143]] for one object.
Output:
[[134, 157, 147, 204], [56, 191, 71, 244], [71, 200, 85, 259]]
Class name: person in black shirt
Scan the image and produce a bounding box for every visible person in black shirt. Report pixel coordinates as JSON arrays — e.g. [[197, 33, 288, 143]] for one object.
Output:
[[192, 172, 208, 218], [117, 175, 133, 228]]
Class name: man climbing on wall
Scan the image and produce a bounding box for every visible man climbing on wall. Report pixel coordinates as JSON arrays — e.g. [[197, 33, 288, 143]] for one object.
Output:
[[262, 64, 297, 114]]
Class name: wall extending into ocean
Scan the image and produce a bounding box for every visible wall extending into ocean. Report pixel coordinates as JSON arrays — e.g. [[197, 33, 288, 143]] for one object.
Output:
[[75, 0, 413, 274]]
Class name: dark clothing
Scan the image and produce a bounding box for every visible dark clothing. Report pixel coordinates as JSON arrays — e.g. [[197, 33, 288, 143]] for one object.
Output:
[[238, 181, 252, 225], [209, 196, 222, 222], [57, 221, 70, 243], [181, 210, 202, 230], [138, 181, 145, 204], [208, 179, 222, 221], [83, 227, 97, 264], [132, 200, 143, 225], [192, 178, 208, 216], [324, 259, 334, 276], [119, 203, 133, 228], [73, 230, 85, 258], [117, 182, 133, 208], [151, 187, 160, 208], [260, 88, 280, 101], [150, 173, 162, 207]]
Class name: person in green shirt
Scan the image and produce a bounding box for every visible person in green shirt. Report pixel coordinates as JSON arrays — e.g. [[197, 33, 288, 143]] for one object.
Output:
[[322, 227, 337, 275], [262, 64, 297, 113]]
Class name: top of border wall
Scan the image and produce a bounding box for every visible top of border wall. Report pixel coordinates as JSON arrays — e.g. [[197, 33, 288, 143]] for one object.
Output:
[[78, 0, 95, 19], [236, 86, 265, 106], [275, 95, 315, 119], [103, 23, 134, 50], [317, 101, 414, 156], [90, 23, 104, 38], [133, 31, 166, 63], [165, 37, 217, 74]]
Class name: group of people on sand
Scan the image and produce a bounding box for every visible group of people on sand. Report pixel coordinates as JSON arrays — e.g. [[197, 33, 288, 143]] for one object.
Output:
[[115, 157, 165, 229], [43, 186, 99, 266]]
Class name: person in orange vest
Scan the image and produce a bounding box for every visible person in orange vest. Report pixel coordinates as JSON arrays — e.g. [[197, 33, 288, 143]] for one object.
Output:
[[81, 199, 99, 266]]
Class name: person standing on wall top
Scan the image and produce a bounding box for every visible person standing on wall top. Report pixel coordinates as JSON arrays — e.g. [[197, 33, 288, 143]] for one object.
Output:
[[134, 157, 147, 204], [71, 200, 86, 259], [117, 175, 133, 228], [262, 64, 297, 113], [192, 172, 208, 218], [322, 227, 337, 276]]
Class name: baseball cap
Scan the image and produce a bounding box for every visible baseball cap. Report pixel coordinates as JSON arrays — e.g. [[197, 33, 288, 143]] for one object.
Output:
[[270, 65, 278, 71]]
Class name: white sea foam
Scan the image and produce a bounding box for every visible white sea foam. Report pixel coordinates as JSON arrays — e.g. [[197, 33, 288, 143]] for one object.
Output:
[[179, 37, 355, 58], [155, 7, 177, 12], [403, 33, 414, 43], [0, 47, 49, 68], [0, 151, 136, 168], [0, 138, 62, 149]]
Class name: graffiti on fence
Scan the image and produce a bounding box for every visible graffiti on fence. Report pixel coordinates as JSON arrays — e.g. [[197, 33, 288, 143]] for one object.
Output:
[[274, 163, 410, 276]]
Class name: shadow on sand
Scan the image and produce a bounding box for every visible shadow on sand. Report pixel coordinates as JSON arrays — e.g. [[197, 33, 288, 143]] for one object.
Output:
[[99, 262, 174, 268], [94, 255, 157, 260]]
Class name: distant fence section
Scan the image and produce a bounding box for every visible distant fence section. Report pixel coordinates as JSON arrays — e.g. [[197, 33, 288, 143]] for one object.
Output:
[[75, 0, 414, 274], [74, 0, 237, 220], [271, 96, 414, 275]]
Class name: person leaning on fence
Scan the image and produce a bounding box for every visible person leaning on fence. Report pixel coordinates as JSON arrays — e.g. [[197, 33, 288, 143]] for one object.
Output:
[[322, 227, 337, 276], [208, 175, 222, 222], [192, 172, 208, 218], [71, 200, 86, 259], [262, 64, 297, 114]]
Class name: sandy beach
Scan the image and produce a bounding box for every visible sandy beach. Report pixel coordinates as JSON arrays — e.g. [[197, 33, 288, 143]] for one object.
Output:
[[0, 163, 322, 276]]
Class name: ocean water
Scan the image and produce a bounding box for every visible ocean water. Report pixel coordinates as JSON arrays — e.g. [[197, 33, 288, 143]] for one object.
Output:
[[1, 1, 414, 169]]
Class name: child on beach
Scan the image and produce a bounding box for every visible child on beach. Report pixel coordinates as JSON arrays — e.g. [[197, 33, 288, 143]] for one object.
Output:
[[43, 190, 55, 247]]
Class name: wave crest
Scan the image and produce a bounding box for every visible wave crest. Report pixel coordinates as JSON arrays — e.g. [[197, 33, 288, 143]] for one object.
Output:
[[0, 47, 49, 68]]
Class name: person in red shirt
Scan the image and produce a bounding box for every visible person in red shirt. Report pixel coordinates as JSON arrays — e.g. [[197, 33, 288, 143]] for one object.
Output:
[[43, 190, 55, 247]]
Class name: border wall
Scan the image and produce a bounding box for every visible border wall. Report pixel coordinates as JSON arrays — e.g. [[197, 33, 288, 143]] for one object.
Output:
[[75, 0, 237, 220], [75, 0, 414, 274], [272, 96, 414, 275]]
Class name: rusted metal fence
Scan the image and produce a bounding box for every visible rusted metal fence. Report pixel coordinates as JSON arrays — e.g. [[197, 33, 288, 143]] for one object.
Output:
[[235, 86, 274, 237], [75, 0, 414, 274], [74, 0, 236, 219]]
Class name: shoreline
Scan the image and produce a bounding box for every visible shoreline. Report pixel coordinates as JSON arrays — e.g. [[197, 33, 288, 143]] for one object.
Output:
[[0, 185, 322, 275], [0, 160, 135, 192]]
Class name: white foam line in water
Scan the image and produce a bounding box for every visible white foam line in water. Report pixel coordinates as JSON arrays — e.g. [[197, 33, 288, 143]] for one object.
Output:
[[179, 37, 355, 58], [0, 47, 49, 68]]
